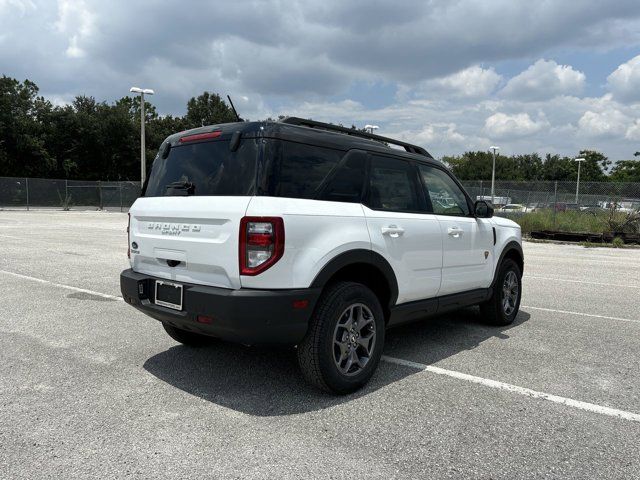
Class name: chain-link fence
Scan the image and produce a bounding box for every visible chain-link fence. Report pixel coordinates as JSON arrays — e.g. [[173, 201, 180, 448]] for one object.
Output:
[[2, 176, 639, 212], [460, 180, 640, 239], [0, 177, 141, 211], [461, 180, 640, 210]]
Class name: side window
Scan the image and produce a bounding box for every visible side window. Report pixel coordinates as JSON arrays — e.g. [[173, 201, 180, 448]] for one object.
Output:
[[318, 151, 366, 203], [418, 164, 470, 216], [367, 155, 420, 212], [265, 140, 343, 199]]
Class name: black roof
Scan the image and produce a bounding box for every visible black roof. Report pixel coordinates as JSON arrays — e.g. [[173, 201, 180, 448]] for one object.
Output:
[[164, 118, 436, 163]]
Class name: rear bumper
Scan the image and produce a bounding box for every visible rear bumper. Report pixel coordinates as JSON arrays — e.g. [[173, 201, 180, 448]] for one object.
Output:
[[120, 269, 321, 345]]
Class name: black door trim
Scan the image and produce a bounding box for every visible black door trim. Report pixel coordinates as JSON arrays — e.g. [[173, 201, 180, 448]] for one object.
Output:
[[388, 288, 492, 327]]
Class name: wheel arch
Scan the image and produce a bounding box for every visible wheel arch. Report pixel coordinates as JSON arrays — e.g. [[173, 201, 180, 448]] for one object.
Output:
[[310, 249, 399, 320], [493, 241, 524, 287]]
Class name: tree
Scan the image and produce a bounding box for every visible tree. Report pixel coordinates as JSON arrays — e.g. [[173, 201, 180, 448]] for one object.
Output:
[[609, 159, 640, 182], [0, 76, 55, 177], [184, 92, 237, 129], [576, 149, 608, 182]]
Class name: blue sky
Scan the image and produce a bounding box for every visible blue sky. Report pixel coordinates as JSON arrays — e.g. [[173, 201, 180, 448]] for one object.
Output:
[[2, 0, 640, 161]]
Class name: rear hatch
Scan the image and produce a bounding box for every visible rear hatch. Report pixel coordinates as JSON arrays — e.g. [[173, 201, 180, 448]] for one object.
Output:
[[129, 129, 259, 289]]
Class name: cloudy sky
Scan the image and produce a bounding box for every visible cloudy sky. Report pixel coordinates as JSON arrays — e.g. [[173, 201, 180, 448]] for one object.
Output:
[[2, 0, 640, 161]]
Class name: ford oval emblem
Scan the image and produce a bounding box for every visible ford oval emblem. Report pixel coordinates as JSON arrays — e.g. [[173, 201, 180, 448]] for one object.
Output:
[[131, 242, 138, 249]]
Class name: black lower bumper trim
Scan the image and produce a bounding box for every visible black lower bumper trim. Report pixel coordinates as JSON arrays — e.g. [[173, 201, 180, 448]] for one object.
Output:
[[120, 269, 321, 345]]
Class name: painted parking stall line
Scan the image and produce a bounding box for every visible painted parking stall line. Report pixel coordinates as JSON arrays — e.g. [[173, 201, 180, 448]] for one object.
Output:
[[0, 270, 124, 301], [382, 356, 640, 423], [521, 305, 640, 325], [2, 269, 639, 326], [525, 275, 640, 289], [4, 268, 640, 424]]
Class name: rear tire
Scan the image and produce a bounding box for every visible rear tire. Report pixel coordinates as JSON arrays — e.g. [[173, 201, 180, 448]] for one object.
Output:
[[162, 323, 215, 347], [480, 258, 522, 326], [297, 281, 385, 394]]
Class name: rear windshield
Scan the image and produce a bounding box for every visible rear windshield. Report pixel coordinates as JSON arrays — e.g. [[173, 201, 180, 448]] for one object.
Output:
[[144, 139, 258, 197]]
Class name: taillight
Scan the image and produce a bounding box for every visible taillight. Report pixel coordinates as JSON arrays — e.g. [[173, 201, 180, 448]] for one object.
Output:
[[239, 217, 284, 275], [127, 213, 131, 259]]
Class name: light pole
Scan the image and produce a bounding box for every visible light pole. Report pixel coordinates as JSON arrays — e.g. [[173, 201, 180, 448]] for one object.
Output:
[[130, 87, 155, 188], [489, 146, 500, 204], [364, 124, 379, 135], [574, 157, 585, 204]]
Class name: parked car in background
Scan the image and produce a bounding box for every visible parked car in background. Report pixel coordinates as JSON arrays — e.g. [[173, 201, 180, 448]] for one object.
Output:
[[580, 204, 607, 214], [498, 204, 526, 213], [552, 202, 579, 212]]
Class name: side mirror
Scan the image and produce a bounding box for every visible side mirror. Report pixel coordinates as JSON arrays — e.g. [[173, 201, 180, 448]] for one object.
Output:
[[474, 200, 494, 218]]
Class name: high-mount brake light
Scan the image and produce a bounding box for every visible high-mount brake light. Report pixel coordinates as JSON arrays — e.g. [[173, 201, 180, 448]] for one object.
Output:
[[178, 131, 222, 143], [239, 217, 284, 276]]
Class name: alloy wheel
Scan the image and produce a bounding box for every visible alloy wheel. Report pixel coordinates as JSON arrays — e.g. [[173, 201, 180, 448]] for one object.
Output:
[[332, 303, 376, 376], [502, 270, 519, 316]]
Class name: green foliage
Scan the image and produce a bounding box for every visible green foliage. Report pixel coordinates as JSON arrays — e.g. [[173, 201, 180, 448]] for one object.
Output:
[[611, 236, 625, 248], [508, 208, 639, 235], [0, 76, 237, 180], [443, 150, 612, 182], [609, 159, 640, 182], [514, 210, 609, 234]]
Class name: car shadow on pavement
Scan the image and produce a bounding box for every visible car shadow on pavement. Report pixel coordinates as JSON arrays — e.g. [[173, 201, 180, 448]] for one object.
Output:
[[143, 307, 530, 416]]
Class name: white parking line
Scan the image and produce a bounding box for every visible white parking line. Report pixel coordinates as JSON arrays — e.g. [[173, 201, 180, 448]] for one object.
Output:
[[2, 269, 638, 325], [3, 268, 640, 423], [521, 305, 640, 324], [525, 275, 640, 289], [382, 356, 640, 423], [0, 270, 123, 301]]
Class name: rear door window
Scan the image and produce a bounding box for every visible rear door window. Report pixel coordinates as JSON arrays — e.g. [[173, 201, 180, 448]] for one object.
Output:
[[262, 140, 344, 199], [317, 150, 367, 203], [366, 155, 421, 212], [144, 138, 258, 197]]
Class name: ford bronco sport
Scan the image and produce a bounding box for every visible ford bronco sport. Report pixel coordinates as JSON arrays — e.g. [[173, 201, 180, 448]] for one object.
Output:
[[120, 117, 523, 394]]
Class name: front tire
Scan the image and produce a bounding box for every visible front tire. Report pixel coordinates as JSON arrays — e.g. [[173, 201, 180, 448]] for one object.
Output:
[[480, 258, 522, 326], [162, 323, 215, 347], [297, 282, 385, 394]]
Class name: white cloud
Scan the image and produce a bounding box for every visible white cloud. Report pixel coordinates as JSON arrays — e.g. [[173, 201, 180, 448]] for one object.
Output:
[[55, 0, 95, 58], [419, 66, 502, 98], [0, 0, 35, 15], [500, 59, 585, 101], [607, 54, 640, 103], [625, 120, 640, 140], [3, 1, 640, 160], [578, 110, 628, 138], [484, 112, 549, 139]]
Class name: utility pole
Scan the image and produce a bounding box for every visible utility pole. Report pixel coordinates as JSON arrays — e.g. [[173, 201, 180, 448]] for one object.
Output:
[[129, 87, 155, 188], [489, 146, 500, 204], [574, 157, 585, 204]]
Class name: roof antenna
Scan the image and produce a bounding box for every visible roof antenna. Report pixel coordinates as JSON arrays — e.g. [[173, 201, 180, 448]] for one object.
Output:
[[227, 95, 243, 122]]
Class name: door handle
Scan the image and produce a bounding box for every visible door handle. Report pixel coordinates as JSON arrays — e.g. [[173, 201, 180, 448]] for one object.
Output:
[[381, 225, 405, 237], [447, 226, 463, 237]]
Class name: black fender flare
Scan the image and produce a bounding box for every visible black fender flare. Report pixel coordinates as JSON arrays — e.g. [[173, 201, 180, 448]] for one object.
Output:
[[309, 249, 399, 307], [492, 241, 524, 287]]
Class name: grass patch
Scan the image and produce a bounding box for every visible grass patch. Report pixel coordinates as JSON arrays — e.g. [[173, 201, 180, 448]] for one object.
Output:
[[509, 210, 610, 234]]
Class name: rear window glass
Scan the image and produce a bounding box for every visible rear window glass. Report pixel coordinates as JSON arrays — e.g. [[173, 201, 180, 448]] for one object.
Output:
[[144, 139, 258, 197], [262, 140, 343, 199]]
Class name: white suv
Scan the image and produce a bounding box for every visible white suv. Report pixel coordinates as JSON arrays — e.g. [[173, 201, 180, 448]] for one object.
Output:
[[121, 117, 523, 394]]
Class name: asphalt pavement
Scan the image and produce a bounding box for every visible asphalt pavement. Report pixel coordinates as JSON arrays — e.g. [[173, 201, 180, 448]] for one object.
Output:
[[1, 210, 639, 479]]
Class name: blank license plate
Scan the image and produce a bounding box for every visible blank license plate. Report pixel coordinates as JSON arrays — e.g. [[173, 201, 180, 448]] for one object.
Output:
[[155, 280, 183, 311]]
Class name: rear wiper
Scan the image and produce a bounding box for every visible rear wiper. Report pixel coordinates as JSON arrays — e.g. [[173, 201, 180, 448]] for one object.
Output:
[[165, 181, 195, 196]]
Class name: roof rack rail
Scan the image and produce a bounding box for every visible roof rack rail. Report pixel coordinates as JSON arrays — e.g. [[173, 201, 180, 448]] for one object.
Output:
[[279, 117, 432, 157]]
